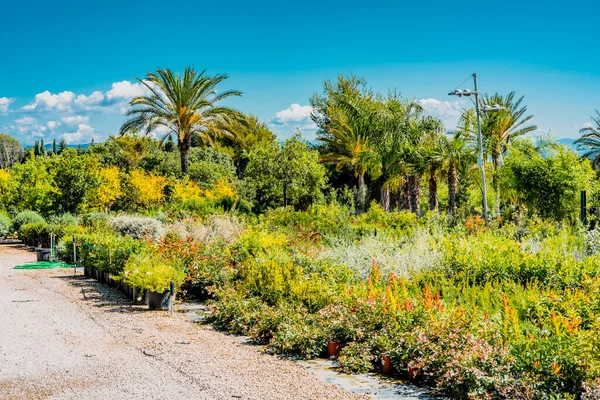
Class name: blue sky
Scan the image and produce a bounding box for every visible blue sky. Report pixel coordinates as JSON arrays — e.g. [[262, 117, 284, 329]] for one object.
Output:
[[1, 0, 598, 144]]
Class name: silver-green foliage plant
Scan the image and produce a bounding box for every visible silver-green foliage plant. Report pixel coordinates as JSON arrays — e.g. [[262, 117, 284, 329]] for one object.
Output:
[[0, 214, 11, 238], [13, 210, 45, 232], [165, 215, 243, 244], [319, 227, 442, 280], [110, 215, 164, 241]]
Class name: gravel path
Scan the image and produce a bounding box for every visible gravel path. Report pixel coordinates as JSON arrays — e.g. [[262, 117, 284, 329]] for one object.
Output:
[[0, 245, 365, 400]]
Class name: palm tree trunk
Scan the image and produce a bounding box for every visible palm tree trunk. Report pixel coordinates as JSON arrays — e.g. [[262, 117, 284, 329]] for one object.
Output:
[[402, 180, 410, 210], [380, 187, 391, 212], [358, 173, 365, 187], [408, 175, 421, 216], [447, 161, 457, 215], [179, 140, 191, 174], [428, 168, 438, 212], [492, 158, 500, 217]]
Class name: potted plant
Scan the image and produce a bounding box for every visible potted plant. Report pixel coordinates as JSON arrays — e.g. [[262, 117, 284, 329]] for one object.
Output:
[[118, 252, 185, 310], [327, 340, 341, 357], [319, 304, 357, 358], [380, 354, 393, 374]]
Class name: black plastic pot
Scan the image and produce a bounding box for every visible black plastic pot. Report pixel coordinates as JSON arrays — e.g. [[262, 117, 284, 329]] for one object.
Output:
[[147, 290, 174, 311], [132, 287, 146, 305]]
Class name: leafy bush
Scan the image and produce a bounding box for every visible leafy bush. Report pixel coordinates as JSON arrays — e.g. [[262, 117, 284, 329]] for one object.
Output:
[[13, 210, 45, 232], [0, 213, 11, 238], [188, 161, 235, 190], [78, 231, 147, 274], [110, 215, 164, 241], [119, 251, 185, 292], [48, 212, 79, 226], [82, 212, 109, 227]]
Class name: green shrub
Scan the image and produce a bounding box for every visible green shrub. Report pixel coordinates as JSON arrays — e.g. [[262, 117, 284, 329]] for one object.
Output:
[[188, 161, 235, 190], [82, 212, 109, 227], [119, 251, 185, 292], [19, 222, 48, 244], [0, 214, 11, 238], [13, 210, 45, 232], [79, 231, 147, 274], [337, 341, 375, 373], [48, 212, 79, 226]]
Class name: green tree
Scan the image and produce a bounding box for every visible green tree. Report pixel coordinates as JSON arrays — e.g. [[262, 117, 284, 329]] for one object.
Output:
[[477, 92, 537, 216], [575, 110, 600, 169], [0, 134, 22, 168], [120, 67, 242, 174], [9, 155, 58, 214], [164, 135, 175, 152], [52, 139, 57, 156], [53, 150, 100, 213], [500, 139, 594, 221], [244, 134, 327, 210], [216, 114, 276, 177], [58, 139, 68, 154]]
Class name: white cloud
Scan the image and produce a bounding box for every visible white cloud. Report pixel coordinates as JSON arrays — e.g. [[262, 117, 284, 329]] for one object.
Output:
[[59, 124, 98, 144], [47, 121, 60, 130], [0, 97, 13, 113], [61, 115, 89, 125], [74, 91, 104, 109], [272, 104, 314, 124], [106, 80, 149, 101], [418, 98, 465, 129], [23, 90, 76, 112], [269, 103, 318, 139], [15, 117, 37, 126]]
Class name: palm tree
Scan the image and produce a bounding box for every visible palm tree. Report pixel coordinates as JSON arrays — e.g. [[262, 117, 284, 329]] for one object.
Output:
[[575, 110, 600, 169], [463, 92, 536, 216], [318, 97, 381, 188], [374, 97, 421, 212], [119, 67, 242, 174], [442, 129, 475, 216]]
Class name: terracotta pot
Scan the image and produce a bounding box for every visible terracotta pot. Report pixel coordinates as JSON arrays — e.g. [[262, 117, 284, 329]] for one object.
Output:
[[380, 355, 393, 374], [326, 341, 341, 357], [407, 366, 418, 381]]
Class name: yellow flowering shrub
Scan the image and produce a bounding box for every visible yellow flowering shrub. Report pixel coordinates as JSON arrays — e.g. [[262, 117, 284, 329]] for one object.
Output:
[[206, 178, 237, 201], [172, 179, 204, 202], [0, 169, 12, 199], [127, 170, 168, 209], [86, 166, 122, 211]]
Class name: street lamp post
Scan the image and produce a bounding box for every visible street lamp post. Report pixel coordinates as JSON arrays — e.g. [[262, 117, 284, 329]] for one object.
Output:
[[449, 73, 503, 224]]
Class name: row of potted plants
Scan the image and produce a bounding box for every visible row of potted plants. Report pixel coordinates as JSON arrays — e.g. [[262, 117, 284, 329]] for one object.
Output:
[[325, 340, 414, 378], [82, 250, 185, 311]]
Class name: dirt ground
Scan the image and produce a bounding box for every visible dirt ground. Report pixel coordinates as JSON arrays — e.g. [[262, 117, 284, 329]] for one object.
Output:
[[0, 244, 364, 400]]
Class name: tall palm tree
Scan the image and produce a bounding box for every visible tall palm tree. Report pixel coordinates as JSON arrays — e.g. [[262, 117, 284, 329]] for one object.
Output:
[[420, 119, 445, 212], [575, 110, 600, 169], [374, 97, 422, 212], [442, 129, 475, 216], [318, 97, 381, 188], [119, 67, 242, 174], [463, 92, 537, 216]]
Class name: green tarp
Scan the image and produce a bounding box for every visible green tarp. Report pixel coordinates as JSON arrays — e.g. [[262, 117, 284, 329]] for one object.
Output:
[[14, 261, 71, 270]]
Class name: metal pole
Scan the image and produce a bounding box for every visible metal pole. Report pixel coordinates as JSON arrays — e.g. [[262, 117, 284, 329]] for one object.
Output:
[[473, 73, 489, 224], [581, 190, 587, 226], [72, 234, 77, 275], [169, 280, 175, 316]]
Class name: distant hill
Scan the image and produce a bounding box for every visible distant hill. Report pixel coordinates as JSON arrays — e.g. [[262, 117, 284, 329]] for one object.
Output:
[[25, 143, 92, 150]]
